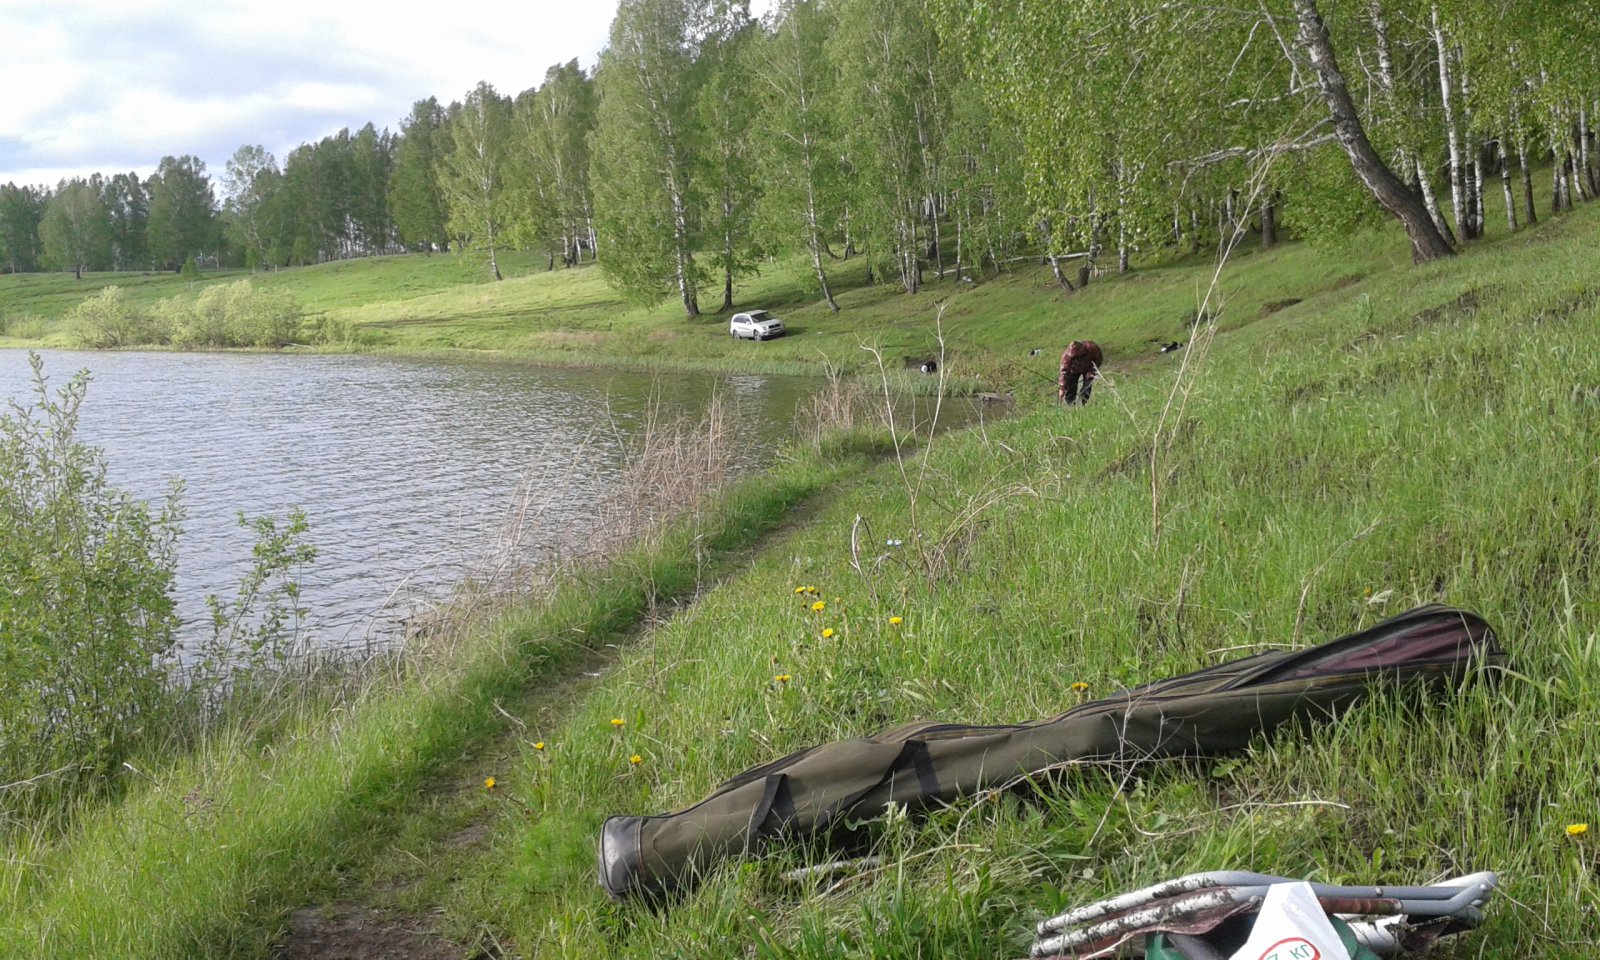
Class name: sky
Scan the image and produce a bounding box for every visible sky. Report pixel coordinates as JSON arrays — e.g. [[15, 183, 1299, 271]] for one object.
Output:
[[0, 0, 625, 188]]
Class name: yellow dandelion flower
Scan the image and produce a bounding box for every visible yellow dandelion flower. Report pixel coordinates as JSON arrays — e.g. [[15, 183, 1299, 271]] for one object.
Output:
[[484, 777, 497, 790], [888, 616, 903, 626], [629, 754, 643, 765], [1363, 587, 1373, 598], [610, 717, 625, 728], [1071, 681, 1090, 692], [821, 627, 835, 638], [811, 600, 825, 612], [806, 586, 818, 594], [774, 674, 792, 683], [794, 586, 807, 594], [1567, 823, 1589, 838], [533, 742, 546, 751]]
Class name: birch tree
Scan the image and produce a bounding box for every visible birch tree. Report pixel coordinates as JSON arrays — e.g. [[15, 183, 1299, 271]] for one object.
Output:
[[147, 155, 218, 271], [832, 0, 942, 294], [507, 61, 597, 269], [101, 173, 149, 270], [698, 2, 764, 312], [751, 0, 844, 310], [390, 98, 450, 252], [40, 180, 110, 279], [441, 82, 512, 281], [221, 145, 279, 270], [592, 0, 708, 317]]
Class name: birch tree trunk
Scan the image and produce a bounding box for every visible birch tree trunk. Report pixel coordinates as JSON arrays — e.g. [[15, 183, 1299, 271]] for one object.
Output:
[[1553, 150, 1567, 213], [1295, 0, 1454, 262], [672, 183, 700, 317], [1471, 147, 1485, 238], [805, 170, 839, 310], [1458, 53, 1482, 239], [1580, 104, 1593, 196], [1499, 140, 1518, 232], [1518, 138, 1538, 224], [1572, 122, 1591, 201], [1431, 6, 1466, 242], [1414, 161, 1456, 245]]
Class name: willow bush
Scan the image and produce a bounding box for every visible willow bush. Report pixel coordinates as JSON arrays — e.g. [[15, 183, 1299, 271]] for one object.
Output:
[[0, 355, 181, 816]]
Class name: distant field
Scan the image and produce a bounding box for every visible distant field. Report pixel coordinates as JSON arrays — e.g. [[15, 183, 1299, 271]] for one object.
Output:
[[1, 226, 1415, 393]]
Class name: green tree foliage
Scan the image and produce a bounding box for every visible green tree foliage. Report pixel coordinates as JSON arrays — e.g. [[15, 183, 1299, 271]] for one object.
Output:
[[592, 0, 709, 316], [831, 0, 947, 293], [390, 98, 451, 253], [40, 179, 111, 279], [0, 182, 46, 274], [940, 80, 1029, 278], [440, 82, 512, 281], [4, 0, 1594, 288], [147, 155, 218, 271], [221, 145, 281, 270], [749, 0, 845, 310], [0, 355, 181, 811], [274, 140, 343, 265], [697, 2, 765, 312], [507, 62, 598, 269], [101, 173, 149, 270], [348, 123, 395, 254]]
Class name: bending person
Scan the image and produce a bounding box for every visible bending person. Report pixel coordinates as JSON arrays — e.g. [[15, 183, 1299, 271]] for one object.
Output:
[[1058, 340, 1103, 406]]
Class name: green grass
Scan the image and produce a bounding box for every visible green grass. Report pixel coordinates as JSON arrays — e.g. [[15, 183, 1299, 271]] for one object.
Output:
[[0, 438, 883, 956], [442, 205, 1598, 957], [2, 222, 1412, 390], [3, 196, 1598, 957]]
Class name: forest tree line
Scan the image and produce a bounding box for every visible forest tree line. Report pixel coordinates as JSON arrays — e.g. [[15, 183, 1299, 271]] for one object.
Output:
[[1, 0, 1596, 317]]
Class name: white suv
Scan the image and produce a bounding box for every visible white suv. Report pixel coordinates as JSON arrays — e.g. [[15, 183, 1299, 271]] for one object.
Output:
[[729, 310, 785, 340]]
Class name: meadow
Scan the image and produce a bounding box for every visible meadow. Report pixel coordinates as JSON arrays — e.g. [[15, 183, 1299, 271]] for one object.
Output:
[[1, 200, 1596, 958], [3, 220, 1410, 391]]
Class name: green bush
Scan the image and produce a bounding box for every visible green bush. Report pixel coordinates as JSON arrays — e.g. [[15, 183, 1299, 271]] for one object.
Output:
[[221, 281, 301, 347], [0, 312, 49, 340], [0, 355, 181, 814], [67, 287, 157, 348], [160, 280, 304, 348], [148, 294, 194, 345], [306, 315, 378, 347]]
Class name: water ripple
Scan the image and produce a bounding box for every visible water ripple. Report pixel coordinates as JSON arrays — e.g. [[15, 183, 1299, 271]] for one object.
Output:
[[2, 350, 812, 655]]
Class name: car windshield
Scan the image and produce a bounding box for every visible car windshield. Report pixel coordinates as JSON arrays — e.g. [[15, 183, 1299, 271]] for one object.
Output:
[[748, 311, 772, 321]]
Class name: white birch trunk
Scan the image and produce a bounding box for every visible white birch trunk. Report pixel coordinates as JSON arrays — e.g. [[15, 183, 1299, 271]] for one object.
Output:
[[1499, 139, 1518, 232], [1416, 159, 1456, 245], [1581, 104, 1595, 197], [1431, 6, 1466, 240]]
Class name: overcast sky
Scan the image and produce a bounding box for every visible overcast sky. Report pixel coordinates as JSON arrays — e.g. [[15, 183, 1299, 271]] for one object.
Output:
[[0, 0, 629, 188]]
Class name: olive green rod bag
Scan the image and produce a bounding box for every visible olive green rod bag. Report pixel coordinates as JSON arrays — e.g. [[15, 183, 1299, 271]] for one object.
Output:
[[599, 604, 1501, 900]]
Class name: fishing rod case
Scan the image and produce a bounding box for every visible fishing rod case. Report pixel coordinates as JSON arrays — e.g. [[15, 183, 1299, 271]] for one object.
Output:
[[599, 604, 1501, 900]]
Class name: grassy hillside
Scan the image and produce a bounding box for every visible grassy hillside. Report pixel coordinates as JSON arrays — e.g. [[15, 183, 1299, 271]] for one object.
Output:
[[2, 200, 1597, 958], [2, 226, 1412, 390]]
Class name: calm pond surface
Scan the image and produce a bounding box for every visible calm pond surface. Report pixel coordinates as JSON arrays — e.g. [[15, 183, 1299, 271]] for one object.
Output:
[[2, 350, 834, 656]]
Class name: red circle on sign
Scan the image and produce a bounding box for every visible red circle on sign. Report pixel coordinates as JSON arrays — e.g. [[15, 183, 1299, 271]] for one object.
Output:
[[1256, 937, 1322, 960]]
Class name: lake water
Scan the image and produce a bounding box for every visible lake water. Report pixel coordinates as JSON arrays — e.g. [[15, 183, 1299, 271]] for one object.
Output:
[[1, 350, 823, 656]]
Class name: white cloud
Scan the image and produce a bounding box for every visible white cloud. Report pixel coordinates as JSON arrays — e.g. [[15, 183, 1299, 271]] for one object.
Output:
[[0, 0, 620, 185]]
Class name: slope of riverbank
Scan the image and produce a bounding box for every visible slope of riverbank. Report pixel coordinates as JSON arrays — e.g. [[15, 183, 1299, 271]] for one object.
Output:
[[3, 225, 1410, 393], [3, 199, 1598, 958]]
